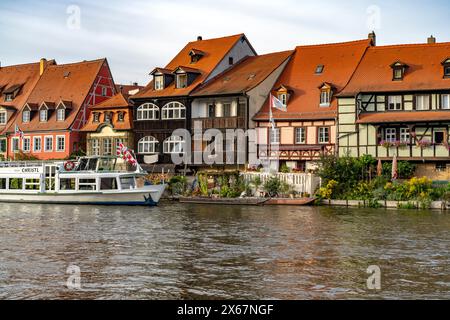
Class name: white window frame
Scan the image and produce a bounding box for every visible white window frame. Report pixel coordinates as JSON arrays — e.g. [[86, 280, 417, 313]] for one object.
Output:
[[39, 107, 48, 122], [0, 111, 7, 125], [441, 94, 450, 110], [103, 138, 113, 156], [320, 90, 331, 107], [154, 75, 164, 90], [400, 128, 410, 143], [176, 73, 188, 89], [138, 136, 158, 154], [269, 128, 280, 145], [163, 136, 185, 154], [388, 96, 402, 110], [385, 128, 397, 143], [92, 139, 100, 156], [22, 137, 31, 153], [137, 103, 159, 121], [44, 136, 53, 152], [11, 137, 19, 153], [278, 93, 287, 107], [295, 127, 306, 144], [318, 127, 330, 144], [33, 137, 42, 152], [56, 107, 65, 121], [56, 135, 65, 152], [22, 108, 31, 123], [162, 102, 186, 120], [415, 95, 430, 111]]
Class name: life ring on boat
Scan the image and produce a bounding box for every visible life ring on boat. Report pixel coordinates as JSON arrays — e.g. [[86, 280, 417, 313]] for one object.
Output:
[[64, 161, 76, 172]]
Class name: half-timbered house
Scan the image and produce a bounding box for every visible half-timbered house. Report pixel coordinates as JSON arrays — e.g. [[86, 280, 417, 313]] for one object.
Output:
[[338, 36, 450, 179]]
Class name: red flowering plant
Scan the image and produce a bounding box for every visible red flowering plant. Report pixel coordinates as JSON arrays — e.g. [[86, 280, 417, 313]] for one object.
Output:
[[416, 139, 432, 149]]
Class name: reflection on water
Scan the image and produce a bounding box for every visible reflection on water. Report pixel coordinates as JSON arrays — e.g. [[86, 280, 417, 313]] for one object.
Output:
[[0, 202, 449, 300]]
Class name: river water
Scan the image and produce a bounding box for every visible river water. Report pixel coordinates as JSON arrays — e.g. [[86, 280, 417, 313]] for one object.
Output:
[[0, 202, 449, 300]]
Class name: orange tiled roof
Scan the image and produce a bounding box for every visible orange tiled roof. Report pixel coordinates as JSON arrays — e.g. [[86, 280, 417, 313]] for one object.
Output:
[[133, 34, 248, 99], [253, 39, 372, 121], [7, 59, 106, 133], [90, 92, 130, 110], [192, 50, 293, 96], [81, 93, 132, 132], [0, 61, 44, 133], [340, 42, 450, 96], [115, 84, 144, 95], [357, 111, 450, 124]]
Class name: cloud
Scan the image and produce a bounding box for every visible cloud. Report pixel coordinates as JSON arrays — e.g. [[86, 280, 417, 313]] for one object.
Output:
[[0, 0, 448, 85]]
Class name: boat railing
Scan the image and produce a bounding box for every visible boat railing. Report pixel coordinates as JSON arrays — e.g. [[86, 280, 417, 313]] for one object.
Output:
[[0, 161, 60, 168]]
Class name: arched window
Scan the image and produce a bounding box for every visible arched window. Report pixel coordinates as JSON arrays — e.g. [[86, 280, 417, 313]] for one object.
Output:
[[163, 136, 185, 154], [137, 103, 159, 120], [138, 136, 158, 154], [162, 102, 186, 120]]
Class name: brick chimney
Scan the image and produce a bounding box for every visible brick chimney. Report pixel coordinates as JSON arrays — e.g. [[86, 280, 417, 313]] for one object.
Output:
[[39, 58, 47, 76], [428, 35, 436, 44], [368, 31, 376, 46]]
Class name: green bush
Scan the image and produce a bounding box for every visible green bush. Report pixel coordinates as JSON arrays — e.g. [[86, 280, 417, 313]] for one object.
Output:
[[169, 176, 187, 196], [264, 177, 282, 197]]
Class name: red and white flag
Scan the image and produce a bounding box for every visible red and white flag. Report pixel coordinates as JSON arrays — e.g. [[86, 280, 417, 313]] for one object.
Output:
[[117, 143, 138, 167]]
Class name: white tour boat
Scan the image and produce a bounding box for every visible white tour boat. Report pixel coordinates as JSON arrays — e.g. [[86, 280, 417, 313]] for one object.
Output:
[[0, 156, 166, 206]]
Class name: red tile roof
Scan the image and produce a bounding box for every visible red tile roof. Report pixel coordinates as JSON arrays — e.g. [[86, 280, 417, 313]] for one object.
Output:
[[253, 39, 372, 121], [81, 93, 132, 132], [133, 34, 248, 99], [90, 92, 130, 110], [7, 59, 106, 133], [340, 42, 450, 96], [357, 111, 450, 124], [115, 84, 144, 95], [0, 61, 44, 133], [192, 50, 293, 96]]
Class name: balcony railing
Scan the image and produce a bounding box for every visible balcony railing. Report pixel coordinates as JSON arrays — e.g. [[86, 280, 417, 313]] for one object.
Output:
[[192, 117, 245, 129]]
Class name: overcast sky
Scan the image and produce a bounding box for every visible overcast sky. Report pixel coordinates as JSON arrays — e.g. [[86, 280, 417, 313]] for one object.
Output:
[[0, 0, 448, 85]]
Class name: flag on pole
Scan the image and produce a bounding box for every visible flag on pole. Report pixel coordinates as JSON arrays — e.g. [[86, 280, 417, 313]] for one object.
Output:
[[270, 94, 287, 112], [15, 124, 24, 140], [117, 143, 138, 167]]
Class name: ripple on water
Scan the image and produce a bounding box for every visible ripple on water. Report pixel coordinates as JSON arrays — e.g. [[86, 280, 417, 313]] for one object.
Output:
[[0, 203, 449, 299]]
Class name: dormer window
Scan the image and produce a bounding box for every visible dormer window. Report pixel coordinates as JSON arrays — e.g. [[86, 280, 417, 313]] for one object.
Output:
[[229, 57, 234, 66], [442, 58, 450, 78], [22, 107, 31, 123], [104, 112, 112, 122], [5, 94, 13, 102], [176, 74, 188, 89], [319, 83, 334, 107], [154, 75, 164, 90], [0, 111, 7, 125], [93, 112, 100, 123], [278, 93, 287, 107], [189, 49, 205, 64], [56, 107, 65, 121], [39, 107, 48, 122], [118, 112, 125, 122], [391, 61, 409, 81]]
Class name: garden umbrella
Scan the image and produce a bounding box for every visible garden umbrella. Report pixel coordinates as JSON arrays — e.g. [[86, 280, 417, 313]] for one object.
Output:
[[377, 159, 383, 177], [392, 155, 398, 180]]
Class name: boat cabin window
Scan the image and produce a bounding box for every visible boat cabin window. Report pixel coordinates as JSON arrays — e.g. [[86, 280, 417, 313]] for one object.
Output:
[[100, 178, 118, 190], [120, 177, 135, 189], [98, 158, 116, 172], [78, 179, 97, 191], [9, 178, 23, 190], [60, 178, 76, 190], [25, 179, 40, 190], [0, 178, 7, 190]]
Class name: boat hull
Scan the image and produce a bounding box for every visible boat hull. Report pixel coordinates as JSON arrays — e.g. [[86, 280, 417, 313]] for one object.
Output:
[[0, 185, 166, 206]]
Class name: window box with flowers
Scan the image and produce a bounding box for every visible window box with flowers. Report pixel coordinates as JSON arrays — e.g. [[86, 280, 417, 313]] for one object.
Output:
[[416, 139, 432, 149], [379, 140, 394, 149]]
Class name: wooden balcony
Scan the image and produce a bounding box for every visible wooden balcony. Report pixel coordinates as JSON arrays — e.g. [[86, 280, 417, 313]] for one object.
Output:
[[192, 117, 245, 130]]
